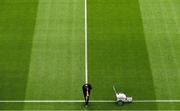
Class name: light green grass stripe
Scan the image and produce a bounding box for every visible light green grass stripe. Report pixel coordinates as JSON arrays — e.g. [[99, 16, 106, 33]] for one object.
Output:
[[25, 0, 84, 103], [139, 0, 180, 99], [139, 0, 180, 109]]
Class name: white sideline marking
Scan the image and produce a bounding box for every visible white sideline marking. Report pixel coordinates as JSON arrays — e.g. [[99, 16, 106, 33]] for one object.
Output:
[[134, 100, 180, 102], [84, 0, 88, 84], [0, 100, 180, 103], [0, 100, 84, 103]]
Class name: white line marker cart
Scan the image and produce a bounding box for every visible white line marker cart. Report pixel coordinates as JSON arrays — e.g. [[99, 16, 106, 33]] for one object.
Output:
[[113, 85, 133, 105]]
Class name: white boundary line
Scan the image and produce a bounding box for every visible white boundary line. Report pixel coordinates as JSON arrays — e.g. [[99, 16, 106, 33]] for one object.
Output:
[[1, 100, 180, 103], [134, 100, 180, 102], [84, 0, 88, 84]]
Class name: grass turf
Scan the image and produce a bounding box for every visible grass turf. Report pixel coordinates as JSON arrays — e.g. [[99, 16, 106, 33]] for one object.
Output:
[[0, 0, 38, 109], [0, 0, 180, 110]]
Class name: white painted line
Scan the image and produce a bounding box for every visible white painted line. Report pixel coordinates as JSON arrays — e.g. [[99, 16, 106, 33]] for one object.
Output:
[[134, 100, 180, 102], [91, 100, 115, 102], [84, 0, 88, 84], [0, 100, 180, 103], [0, 100, 83, 103], [0, 100, 113, 103]]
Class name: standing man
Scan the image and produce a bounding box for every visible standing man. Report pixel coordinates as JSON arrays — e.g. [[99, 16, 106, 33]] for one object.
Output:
[[82, 83, 92, 106]]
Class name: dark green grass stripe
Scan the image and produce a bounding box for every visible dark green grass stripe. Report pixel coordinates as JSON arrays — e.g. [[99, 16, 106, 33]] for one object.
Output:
[[88, 0, 157, 106], [0, 0, 38, 109]]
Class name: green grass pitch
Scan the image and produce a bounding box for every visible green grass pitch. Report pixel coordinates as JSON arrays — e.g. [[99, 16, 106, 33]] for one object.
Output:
[[0, 0, 180, 110]]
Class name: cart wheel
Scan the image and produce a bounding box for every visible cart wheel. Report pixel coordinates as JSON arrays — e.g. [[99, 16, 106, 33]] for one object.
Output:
[[117, 100, 123, 105]]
